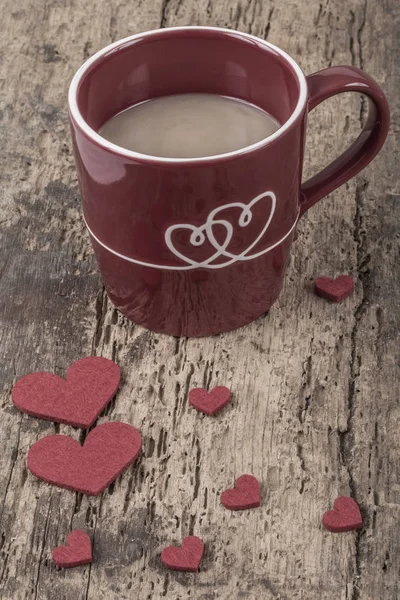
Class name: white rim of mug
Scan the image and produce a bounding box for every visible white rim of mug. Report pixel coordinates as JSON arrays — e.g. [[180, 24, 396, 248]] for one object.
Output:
[[68, 26, 308, 165]]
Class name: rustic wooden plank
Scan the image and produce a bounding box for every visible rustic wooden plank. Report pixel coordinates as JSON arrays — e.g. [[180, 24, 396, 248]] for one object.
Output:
[[344, 1, 400, 599], [0, 1, 167, 599], [0, 0, 398, 599]]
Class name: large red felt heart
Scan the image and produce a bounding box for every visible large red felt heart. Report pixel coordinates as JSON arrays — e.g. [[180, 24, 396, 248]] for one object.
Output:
[[189, 386, 231, 416], [322, 496, 363, 532], [52, 530, 92, 568], [314, 275, 354, 302], [12, 357, 120, 428], [221, 474, 260, 511], [27, 422, 142, 495], [161, 536, 204, 572]]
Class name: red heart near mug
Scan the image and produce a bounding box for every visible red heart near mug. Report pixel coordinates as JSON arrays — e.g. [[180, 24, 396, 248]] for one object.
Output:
[[68, 27, 389, 337]]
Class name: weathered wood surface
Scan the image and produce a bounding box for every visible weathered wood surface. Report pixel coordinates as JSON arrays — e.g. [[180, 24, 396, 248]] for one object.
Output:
[[0, 0, 399, 598]]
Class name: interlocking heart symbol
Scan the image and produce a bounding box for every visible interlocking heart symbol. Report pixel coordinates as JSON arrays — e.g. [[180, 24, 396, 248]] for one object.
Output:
[[165, 191, 277, 269]]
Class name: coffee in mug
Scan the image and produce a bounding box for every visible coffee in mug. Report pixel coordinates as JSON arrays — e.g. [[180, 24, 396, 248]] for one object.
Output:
[[99, 93, 280, 159]]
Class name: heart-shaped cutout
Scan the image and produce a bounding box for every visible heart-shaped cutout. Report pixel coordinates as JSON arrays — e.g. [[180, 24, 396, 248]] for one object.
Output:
[[189, 386, 230, 416], [322, 496, 363, 532], [161, 536, 204, 572], [12, 357, 120, 429], [221, 474, 260, 510], [52, 530, 92, 568], [314, 275, 354, 302], [27, 422, 142, 495]]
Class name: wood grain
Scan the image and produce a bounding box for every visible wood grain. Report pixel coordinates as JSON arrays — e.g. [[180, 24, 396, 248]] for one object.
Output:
[[0, 0, 399, 598]]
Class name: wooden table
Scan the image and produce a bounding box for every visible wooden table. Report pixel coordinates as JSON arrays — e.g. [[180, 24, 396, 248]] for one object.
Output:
[[1, 1, 399, 598]]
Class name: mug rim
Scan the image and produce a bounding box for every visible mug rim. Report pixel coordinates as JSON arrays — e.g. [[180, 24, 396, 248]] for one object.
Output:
[[68, 26, 308, 165]]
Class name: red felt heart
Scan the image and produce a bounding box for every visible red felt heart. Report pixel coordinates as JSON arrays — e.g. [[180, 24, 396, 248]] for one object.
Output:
[[221, 474, 260, 510], [322, 496, 363, 532], [27, 422, 142, 495], [189, 386, 230, 416], [12, 357, 120, 429], [314, 275, 354, 302], [52, 530, 92, 568], [161, 536, 204, 572]]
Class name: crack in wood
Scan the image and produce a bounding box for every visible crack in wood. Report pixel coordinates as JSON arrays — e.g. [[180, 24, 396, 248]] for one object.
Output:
[[160, 0, 170, 28], [340, 2, 369, 595], [183, 363, 195, 410], [92, 286, 108, 353], [314, 2, 324, 26], [33, 497, 52, 600], [174, 0, 184, 17], [109, 15, 118, 43], [337, 183, 369, 597], [340, 171, 369, 600], [344, 176, 369, 600], [234, 2, 243, 30], [296, 441, 306, 494], [264, 6, 275, 39], [193, 438, 202, 502], [0, 417, 23, 528]]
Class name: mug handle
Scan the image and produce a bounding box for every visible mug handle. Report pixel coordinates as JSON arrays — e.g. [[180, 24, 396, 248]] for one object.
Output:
[[300, 66, 390, 217]]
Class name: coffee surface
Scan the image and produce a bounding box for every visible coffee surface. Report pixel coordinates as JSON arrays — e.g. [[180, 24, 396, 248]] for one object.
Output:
[[99, 93, 280, 158]]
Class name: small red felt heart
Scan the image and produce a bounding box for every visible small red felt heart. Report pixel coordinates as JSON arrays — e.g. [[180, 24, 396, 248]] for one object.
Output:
[[52, 530, 92, 568], [12, 357, 120, 429], [161, 536, 204, 572], [221, 474, 260, 511], [27, 422, 142, 495], [189, 386, 230, 416], [314, 275, 354, 302], [322, 496, 363, 532]]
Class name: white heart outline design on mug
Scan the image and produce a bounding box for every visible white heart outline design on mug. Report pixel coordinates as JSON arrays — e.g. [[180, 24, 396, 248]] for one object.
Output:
[[165, 191, 276, 269], [83, 190, 299, 270], [164, 219, 234, 268]]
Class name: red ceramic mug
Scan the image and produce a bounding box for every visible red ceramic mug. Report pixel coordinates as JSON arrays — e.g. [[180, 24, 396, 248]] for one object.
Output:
[[68, 27, 390, 337]]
